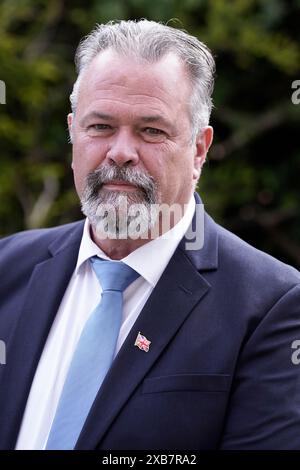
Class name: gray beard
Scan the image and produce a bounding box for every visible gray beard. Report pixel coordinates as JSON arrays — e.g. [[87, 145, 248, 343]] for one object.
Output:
[[80, 165, 159, 239]]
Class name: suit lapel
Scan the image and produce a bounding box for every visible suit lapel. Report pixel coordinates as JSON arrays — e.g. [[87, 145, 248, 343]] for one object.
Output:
[[76, 245, 214, 449], [0, 222, 84, 449]]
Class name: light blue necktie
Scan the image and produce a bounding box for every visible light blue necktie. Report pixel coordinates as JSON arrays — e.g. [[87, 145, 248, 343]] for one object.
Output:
[[46, 256, 139, 450]]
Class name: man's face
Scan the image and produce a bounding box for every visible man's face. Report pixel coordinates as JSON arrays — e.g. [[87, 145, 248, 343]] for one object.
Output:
[[69, 49, 213, 232]]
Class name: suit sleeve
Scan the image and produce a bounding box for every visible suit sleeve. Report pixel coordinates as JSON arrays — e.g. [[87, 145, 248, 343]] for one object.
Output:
[[220, 284, 300, 449]]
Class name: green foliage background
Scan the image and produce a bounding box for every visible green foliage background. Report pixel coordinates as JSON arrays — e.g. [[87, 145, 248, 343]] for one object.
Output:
[[0, 0, 299, 267]]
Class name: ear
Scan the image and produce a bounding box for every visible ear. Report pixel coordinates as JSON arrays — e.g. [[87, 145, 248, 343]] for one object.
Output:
[[67, 113, 74, 168], [193, 126, 213, 181], [67, 113, 73, 143]]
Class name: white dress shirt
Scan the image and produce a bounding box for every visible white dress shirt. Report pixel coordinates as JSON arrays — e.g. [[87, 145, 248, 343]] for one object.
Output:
[[15, 196, 195, 450]]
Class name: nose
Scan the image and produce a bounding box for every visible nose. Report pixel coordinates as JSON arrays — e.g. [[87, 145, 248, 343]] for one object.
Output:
[[106, 129, 139, 167]]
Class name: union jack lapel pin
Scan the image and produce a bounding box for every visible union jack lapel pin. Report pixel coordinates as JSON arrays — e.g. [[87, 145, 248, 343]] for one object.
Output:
[[134, 331, 151, 352]]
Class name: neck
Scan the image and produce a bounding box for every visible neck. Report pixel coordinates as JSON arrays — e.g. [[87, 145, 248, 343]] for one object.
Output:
[[91, 234, 149, 260]]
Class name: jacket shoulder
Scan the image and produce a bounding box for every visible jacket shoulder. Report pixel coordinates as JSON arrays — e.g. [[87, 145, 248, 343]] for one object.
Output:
[[215, 221, 300, 291], [0, 221, 84, 266]]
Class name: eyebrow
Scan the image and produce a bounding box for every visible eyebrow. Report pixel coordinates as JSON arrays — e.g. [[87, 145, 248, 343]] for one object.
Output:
[[139, 115, 173, 129], [79, 112, 114, 127]]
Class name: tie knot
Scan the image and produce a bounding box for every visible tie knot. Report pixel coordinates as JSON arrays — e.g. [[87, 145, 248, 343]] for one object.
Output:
[[90, 256, 139, 292]]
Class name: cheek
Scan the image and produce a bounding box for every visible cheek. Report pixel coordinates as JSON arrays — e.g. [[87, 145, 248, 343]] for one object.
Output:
[[169, 153, 196, 195], [168, 149, 194, 178], [71, 138, 108, 195], [72, 138, 108, 173], [143, 144, 191, 189]]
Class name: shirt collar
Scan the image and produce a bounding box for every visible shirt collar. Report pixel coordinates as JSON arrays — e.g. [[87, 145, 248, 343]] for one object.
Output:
[[75, 221, 111, 274], [75, 196, 195, 287]]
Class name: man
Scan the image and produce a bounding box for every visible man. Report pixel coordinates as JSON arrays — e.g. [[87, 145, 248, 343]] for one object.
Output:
[[0, 19, 300, 450]]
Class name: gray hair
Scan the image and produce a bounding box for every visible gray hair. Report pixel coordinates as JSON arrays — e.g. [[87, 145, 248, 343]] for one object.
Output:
[[70, 19, 215, 139]]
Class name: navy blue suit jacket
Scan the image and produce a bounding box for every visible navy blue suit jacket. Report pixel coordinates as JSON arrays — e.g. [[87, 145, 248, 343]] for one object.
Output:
[[1, 197, 300, 450]]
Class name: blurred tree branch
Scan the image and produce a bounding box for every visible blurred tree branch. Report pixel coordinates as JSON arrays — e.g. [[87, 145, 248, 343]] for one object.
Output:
[[211, 101, 298, 160], [16, 174, 59, 229]]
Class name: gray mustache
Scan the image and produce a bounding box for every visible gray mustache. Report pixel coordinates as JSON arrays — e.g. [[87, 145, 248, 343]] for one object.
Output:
[[86, 165, 157, 201]]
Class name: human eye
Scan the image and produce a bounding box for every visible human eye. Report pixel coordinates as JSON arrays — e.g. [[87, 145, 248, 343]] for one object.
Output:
[[144, 127, 164, 135], [86, 123, 113, 136], [88, 124, 112, 131], [142, 127, 167, 142]]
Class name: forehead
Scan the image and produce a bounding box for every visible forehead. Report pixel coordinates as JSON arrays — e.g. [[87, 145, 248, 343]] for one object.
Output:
[[76, 49, 191, 118]]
